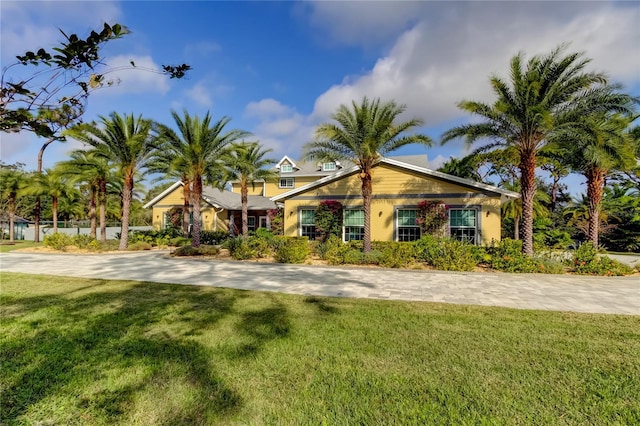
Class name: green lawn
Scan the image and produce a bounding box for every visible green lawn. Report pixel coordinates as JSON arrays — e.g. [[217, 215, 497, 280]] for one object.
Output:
[[0, 241, 42, 253], [1, 273, 639, 425]]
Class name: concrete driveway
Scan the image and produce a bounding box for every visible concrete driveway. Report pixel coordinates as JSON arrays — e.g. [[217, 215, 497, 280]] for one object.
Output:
[[1, 251, 638, 315]]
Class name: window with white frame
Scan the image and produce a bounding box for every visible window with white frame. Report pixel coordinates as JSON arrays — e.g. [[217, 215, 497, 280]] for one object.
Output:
[[247, 216, 256, 231], [396, 209, 421, 242], [279, 177, 294, 188], [449, 209, 477, 244], [322, 162, 336, 171], [300, 209, 317, 240], [280, 164, 293, 173], [343, 209, 365, 241]]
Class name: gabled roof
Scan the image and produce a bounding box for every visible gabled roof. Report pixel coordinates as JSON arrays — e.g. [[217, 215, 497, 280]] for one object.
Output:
[[143, 180, 276, 211], [275, 155, 297, 170], [270, 156, 520, 202]]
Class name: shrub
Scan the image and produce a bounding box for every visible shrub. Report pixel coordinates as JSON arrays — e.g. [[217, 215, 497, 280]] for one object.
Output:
[[44, 233, 73, 251], [431, 239, 478, 272], [200, 230, 230, 245], [571, 243, 632, 276], [228, 237, 256, 260], [488, 239, 538, 273], [413, 234, 440, 263], [376, 242, 415, 268], [127, 241, 152, 251], [72, 234, 95, 249], [173, 245, 220, 257], [268, 208, 284, 236], [248, 236, 272, 258], [169, 237, 191, 247], [531, 254, 566, 274], [315, 200, 343, 242], [274, 237, 310, 263], [317, 235, 344, 261]]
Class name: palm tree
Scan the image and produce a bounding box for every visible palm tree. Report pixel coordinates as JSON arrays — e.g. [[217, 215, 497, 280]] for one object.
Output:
[[58, 150, 114, 241], [556, 113, 636, 247], [27, 168, 79, 233], [65, 112, 156, 250], [0, 168, 27, 242], [501, 180, 550, 240], [222, 141, 277, 235], [304, 97, 432, 252], [154, 110, 249, 246], [441, 46, 634, 254], [437, 153, 484, 181]]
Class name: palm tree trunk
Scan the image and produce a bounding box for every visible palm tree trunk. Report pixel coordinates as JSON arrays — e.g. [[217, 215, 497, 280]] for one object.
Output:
[[182, 179, 191, 237], [34, 137, 57, 242], [89, 185, 97, 239], [241, 180, 248, 236], [119, 173, 134, 250], [192, 176, 203, 247], [8, 196, 16, 242], [586, 168, 605, 248], [514, 216, 520, 240], [99, 179, 107, 242], [519, 152, 536, 255], [52, 197, 58, 233], [361, 168, 373, 253]]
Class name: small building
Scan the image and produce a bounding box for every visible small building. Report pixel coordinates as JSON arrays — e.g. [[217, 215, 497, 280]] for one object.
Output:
[[0, 214, 32, 241]]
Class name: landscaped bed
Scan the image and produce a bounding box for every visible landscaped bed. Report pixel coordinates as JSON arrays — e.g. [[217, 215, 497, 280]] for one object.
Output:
[[2, 272, 639, 425]]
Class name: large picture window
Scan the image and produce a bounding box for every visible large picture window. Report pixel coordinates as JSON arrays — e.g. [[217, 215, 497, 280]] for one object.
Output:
[[344, 209, 365, 241], [449, 209, 477, 244], [397, 209, 421, 242], [300, 209, 317, 240]]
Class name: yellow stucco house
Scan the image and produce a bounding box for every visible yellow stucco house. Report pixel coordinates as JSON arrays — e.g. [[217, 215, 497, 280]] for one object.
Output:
[[145, 154, 519, 245]]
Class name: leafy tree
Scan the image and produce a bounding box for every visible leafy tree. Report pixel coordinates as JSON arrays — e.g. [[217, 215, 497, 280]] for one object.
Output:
[[314, 200, 343, 242], [600, 183, 640, 252], [555, 112, 637, 247], [437, 153, 484, 181], [154, 110, 248, 246], [441, 46, 635, 254], [501, 180, 550, 240], [0, 167, 28, 241], [222, 141, 276, 236], [304, 97, 432, 252], [65, 112, 156, 250]]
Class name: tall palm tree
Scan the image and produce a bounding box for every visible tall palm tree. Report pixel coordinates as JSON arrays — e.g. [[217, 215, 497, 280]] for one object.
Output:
[[27, 167, 79, 233], [0, 168, 27, 242], [58, 150, 114, 241], [441, 46, 634, 254], [222, 141, 276, 236], [65, 112, 156, 250], [154, 110, 249, 246], [556, 113, 636, 247], [304, 97, 432, 252]]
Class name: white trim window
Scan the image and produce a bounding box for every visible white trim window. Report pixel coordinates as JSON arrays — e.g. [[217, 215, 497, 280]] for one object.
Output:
[[397, 209, 421, 242], [322, 162, 336, 171], [247, 216, 256, 231], [300, 209, 317, 240], [343, 209, 365, 241], [280, 164, 293, 173], [279, 177, 295, 188], [449, 209, 477, 244]]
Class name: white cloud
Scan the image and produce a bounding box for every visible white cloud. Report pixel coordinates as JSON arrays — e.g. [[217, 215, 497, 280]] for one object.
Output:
[[308, 2, 640, 128], [245, 98, 294, 120], [185, 82, 213, 107]]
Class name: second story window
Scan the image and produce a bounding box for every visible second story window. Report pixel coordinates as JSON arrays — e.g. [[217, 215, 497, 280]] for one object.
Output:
[[280, 164, 293, 173], [322, 162, 336, 171], [279, 177, 294, 188]]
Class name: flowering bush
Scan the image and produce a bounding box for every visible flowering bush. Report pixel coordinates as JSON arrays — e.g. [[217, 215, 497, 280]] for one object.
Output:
[[417, 200, 448, 237], [267, 208, 284, 235], [166, 206, 184, 230], [315, 200, 343, 242]]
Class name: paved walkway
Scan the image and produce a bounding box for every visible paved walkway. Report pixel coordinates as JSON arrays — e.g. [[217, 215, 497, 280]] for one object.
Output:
[[1, 251, 638, 315]]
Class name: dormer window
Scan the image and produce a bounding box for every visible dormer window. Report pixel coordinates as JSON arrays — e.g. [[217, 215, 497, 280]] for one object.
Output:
[[322, 162, 336, 171], [280, 164, 293, 173]]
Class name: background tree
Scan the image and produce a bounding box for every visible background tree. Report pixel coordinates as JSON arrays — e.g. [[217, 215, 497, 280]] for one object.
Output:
[[66, 112, 156, 250], [441, 46, 634, 254], [304, 97, 432, 252], [26, 168, 78, 233], [154, 110, 248, 246], [437, 153, 484, 181], [222, 141, 276, 236], [0, 167, 28, 242], [555, 112, 637, 247]]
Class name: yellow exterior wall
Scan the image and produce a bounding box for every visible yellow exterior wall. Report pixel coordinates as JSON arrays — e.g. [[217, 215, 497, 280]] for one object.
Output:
[[264, 176, 321, 197], [281, 164, 504, 245], [230, 181, 265, 196], [149, 186, 229, 232]]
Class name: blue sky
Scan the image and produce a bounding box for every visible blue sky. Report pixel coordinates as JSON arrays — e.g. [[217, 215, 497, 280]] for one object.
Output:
[[2, 1, 639, 193]]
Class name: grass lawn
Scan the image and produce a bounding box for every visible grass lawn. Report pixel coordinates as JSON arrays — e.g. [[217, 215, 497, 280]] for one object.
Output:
[[1, 273, 639, 425], [0, 241, 42, 253]]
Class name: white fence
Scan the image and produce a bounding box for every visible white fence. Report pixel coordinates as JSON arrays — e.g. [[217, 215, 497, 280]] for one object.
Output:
[[23, 226, 152, 241]]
